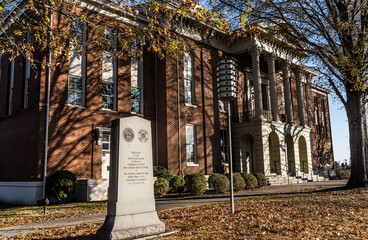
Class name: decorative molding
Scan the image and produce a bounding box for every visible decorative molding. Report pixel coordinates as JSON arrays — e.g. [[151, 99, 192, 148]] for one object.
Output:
[[249, 45, 262, 57], [281, 60, 291, 69], [265, 53, 277, 64]]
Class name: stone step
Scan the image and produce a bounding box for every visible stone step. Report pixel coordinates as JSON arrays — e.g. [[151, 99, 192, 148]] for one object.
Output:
[[266, 173, 329, 186]]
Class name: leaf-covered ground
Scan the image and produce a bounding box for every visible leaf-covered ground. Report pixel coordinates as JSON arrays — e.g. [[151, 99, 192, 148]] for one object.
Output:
[[0, 202, 106, 228], [4, 188, 368, 239]]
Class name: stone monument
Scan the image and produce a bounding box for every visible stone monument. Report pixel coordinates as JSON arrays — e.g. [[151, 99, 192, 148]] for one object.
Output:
[[97, 116, 165, 239]]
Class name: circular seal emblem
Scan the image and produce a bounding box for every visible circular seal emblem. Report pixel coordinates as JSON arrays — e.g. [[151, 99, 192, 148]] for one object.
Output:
[[138, 129, 148, 142], [123, 127, 134, 142]]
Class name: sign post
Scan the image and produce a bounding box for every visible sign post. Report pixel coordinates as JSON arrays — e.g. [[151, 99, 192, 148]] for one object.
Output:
[[217, 58, 238, 214]]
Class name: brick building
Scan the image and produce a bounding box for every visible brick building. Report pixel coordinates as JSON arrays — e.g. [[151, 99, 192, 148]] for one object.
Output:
[[0, 0, 334, 205]]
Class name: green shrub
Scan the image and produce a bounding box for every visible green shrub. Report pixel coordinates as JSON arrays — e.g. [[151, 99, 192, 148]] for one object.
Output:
[[253, 173, 268, 187], [337, 169, 351, 179], [169, 175, 185, 192], [208, 173, 229, 193], [153, 166, 173, 181], [225, 173, 246, 191], [185, 173, 207, 194], [154, 178, 170, 195], [46, 170, 77, 203], [233, 173, 246, 191], [241, 172, 258, 189]]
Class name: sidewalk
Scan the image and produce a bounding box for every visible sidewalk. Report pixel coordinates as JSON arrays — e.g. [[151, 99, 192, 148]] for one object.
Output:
[[0, 180, 347, 238]]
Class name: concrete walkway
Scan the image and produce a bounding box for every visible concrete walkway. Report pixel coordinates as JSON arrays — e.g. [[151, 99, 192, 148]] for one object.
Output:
[[0, 180, 347, 238]]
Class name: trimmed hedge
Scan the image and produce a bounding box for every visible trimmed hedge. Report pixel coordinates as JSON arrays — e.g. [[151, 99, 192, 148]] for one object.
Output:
[[46, 170, 77, 203], [208, 173, 229, 193], [253, 173, 268, 187], [233, 173, 246, 191], [169, 175, 185, 193], [185, 173, 207, 194], [153, 166, 173, 181], [241, 172, 258, 189], [154, 177, 170, 195], [337, 169, 351, 179], [225, 173, 246, 191]]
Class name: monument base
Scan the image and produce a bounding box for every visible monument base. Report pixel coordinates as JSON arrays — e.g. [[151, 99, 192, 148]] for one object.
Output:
[[97, 211, 165, 240]]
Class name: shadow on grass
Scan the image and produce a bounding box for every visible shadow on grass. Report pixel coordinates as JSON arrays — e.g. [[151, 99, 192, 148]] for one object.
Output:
[[42, 234, 96, 240], [155, 185, 351, 202]]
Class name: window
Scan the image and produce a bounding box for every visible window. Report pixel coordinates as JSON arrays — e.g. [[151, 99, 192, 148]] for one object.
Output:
[[314, 97, 320, 139], [220, 129, 228, 163], [325, 151, 330, 164], [281, 84, 285, 114], [68, 76, 83, 106], [8, 44, 15, 115], [131, 38, 143, 113], [68, 19, 85, 107], [246, 73, 255, 119], [102, 82, 115, 110], [184, 53, 195, 105], [70, 19, 85, 43], [261, 83, 270, 111], [102, 133, 110, 157], [102, 29, 116, 110], [24, 31, 31, 108], [321, 99, 327, 138], [318, 150, 323, 167], [219, 99, 228, 112], [101, 132, 111, 179], [289, 77, 294, 111], [186, 124, 197, 164]]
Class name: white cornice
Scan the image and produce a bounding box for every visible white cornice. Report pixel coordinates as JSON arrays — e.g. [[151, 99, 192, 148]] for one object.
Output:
[[311, 83, 331, 95]]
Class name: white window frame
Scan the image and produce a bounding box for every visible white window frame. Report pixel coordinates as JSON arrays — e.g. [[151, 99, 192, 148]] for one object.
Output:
[[186, 124, 198, 166], [220, 128, 229, 163], [184, 53, 195, 106], [314, 97, 320, 139], [102, 29, 117, 111], [131, 38, 143, 114], [281, 84, 285, 114], [321, 99, 327, 138], [68, 19, 86, 107], [8, 44, 15, 115], [218, 99, 228, 113]]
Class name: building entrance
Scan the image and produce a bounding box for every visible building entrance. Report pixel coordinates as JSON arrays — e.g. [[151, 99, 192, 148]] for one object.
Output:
[[101, 133, 111, 179]]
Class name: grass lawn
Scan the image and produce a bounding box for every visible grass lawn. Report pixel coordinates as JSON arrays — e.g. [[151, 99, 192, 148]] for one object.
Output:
[[0, 202, 106, 228], [2, 187, 368, 239]]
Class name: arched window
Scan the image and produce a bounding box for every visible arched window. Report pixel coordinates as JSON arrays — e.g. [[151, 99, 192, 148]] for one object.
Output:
[[184, 53, 195, 105]]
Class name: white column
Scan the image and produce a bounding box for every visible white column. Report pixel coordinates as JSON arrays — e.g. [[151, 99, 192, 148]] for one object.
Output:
[[282, 61, 293, 123], [295, 68, 306, 126], [250, 45, 263, 120], [266, 53, 279, 122]]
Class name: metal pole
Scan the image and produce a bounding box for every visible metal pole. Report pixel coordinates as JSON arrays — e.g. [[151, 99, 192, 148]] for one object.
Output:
[[42, 9, 53, 202], [227, 100, 234, 214], [176, 37, 184, 177]]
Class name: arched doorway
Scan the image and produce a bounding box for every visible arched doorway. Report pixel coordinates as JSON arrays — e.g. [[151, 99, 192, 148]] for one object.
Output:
[[285, 134, 296, 175], [240, 134, 255, 173], [299, 136, 309, 173], [269, 132, 281, 175]]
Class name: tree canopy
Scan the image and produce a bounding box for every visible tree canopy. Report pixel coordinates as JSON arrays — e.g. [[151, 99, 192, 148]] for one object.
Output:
[[0, 0, 252, 67]]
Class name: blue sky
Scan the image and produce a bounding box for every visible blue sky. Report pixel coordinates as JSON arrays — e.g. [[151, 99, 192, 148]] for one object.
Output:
[[329, 99, 350, 164]]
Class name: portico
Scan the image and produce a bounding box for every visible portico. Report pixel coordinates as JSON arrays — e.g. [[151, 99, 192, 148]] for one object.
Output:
[[231, 42, 315, 179]]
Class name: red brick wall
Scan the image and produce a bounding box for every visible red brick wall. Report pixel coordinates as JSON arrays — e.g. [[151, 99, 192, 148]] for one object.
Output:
[[159, 46, 220, 176], [309, 88, 334, 169], [0, 48, 44, 181]]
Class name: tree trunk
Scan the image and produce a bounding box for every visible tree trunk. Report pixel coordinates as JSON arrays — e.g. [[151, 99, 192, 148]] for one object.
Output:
[[346, 91, 368, 188]]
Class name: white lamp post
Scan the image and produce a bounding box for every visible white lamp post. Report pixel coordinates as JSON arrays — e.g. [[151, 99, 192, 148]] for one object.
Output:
[[217, 57, 238, 214]]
